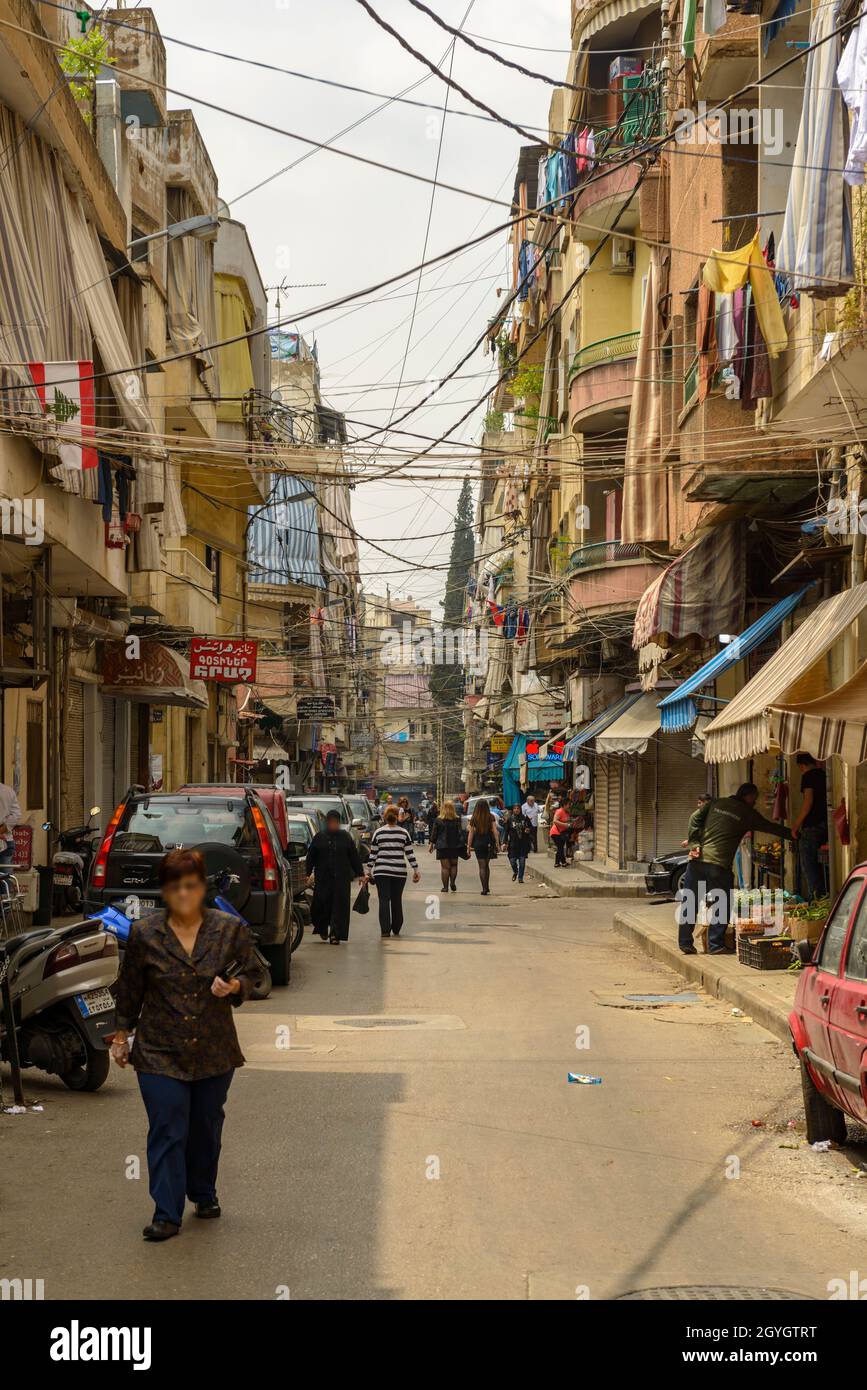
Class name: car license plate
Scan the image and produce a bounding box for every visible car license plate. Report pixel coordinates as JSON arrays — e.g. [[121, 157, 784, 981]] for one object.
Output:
[[53, 871, 73, 885], [75, 988, 115, 1019]]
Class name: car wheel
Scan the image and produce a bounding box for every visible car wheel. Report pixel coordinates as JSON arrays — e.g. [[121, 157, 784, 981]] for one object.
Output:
[[673, 867, 688, 895], [290, 905, 305, 953], [264, 934, 291, 987], [800, 1057, 847, 1145]]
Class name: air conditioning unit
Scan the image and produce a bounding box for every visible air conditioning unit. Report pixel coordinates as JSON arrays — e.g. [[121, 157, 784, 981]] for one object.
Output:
[[610, 237, 635, 275]]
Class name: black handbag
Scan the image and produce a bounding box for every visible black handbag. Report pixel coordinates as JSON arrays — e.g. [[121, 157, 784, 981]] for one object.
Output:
[[353, 883, 370, 914]]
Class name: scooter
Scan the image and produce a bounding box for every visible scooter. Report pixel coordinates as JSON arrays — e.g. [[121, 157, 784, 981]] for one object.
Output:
[[94, 841, 273, 999], [0, 905, 119, 1093], [44, 806, 102, 916]]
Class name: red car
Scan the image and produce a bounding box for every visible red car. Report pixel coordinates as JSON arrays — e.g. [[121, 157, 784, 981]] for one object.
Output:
[[789, 866, 867, 1143]]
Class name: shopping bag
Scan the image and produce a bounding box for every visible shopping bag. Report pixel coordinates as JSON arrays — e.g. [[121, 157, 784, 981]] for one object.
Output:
[[353, 882, 370, 914]]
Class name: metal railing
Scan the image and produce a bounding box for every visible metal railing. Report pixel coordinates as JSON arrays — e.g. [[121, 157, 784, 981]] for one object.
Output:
[[570, 330, 641, 380], [568, 539, 644, 572]]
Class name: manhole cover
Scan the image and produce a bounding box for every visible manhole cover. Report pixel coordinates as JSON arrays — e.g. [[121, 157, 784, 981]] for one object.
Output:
[[334, 1018, 420, 1028], [616, 1286, 810, 1301]]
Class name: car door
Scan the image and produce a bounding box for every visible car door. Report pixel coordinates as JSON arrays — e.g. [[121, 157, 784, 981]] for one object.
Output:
[[797, 875, 865, 1111], [827, 874, 867, 1123]]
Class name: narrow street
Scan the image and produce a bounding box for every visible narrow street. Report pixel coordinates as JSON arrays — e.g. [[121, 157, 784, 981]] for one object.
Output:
[[4, 853, 865, 1302]]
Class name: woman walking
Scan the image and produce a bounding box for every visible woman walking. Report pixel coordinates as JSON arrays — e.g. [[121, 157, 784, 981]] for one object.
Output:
[[368, 806, 421, 936], [549, 800, 573, 868], [111, 848, 264, 1242], [504, 805, 532, 883], [429, 799, 463, 892], [467, 798, 500, 895], [306, 808, 366, 943]]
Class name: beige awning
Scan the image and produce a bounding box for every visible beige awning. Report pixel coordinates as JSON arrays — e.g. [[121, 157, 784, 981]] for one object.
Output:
[[595, 692, 660, 754], [770, 660, 867, 765], [579, 0, 659, 42], [101, 640, 208, 709], [703, 582, 867, 762]]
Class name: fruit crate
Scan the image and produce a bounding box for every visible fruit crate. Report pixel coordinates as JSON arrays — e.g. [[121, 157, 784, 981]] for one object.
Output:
[[736, 934, 795, 971]]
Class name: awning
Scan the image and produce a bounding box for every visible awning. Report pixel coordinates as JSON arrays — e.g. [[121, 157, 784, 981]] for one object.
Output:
[[704, 581, 867, 762], [657, 586, 810, 733], [563, 690, 643, 760], [101, 640, 208, 709], [770, 660, 867, 765], [579, 0, 659, 42], [539, 726, 573, 759], [595, 693, 660, 755]]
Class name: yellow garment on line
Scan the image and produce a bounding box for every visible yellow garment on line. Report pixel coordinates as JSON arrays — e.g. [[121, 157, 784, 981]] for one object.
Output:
[[702, 232, 788, 359]]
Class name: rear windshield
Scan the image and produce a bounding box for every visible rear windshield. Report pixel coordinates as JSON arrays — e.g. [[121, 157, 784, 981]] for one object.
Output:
[[286, 822, 311, 847], [287, 799, 348, 821], [113, 800, 257, 855]]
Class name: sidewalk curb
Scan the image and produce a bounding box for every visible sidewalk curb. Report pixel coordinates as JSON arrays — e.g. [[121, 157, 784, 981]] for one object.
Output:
[[612, 909, 796, 1044], [526, 861, 644, 897]]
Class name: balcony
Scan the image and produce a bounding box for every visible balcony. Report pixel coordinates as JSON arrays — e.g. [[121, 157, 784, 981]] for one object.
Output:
[[693, 13, 760, 104], [568, 552, 664, 622], [569, 332, 639, 434], [164, 545, 220, 633], [104, 7, 167, 125]]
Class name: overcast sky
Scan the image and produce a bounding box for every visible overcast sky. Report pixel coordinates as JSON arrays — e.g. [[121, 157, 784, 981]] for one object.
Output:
[[144, 0, 568, 616]]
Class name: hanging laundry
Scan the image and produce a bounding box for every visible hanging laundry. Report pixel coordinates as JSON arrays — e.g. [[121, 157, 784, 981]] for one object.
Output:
[[716, 293, 736, 366], [837, 2, 867, 185], [503, 601, 519, 640], [740, 289, 772, 409], [681, 0, 697, 57], [487, 600, 505, 627], [516, 607, 530, 644], [704, 0, 727, 36], [518, 240, 536, 301], [696, 283, 718, 402], [730, 285, 748, 399], [779, 0, 854, 296], [762, 0, 797, 56], [702, 230, 788, 357]]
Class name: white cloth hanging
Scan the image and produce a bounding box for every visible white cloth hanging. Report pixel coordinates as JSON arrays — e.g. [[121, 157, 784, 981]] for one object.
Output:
[[838, 3, 867, 185]]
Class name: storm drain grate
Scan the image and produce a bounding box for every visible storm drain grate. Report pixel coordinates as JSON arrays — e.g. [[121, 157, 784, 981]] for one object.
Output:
[[616, 1285, 810, 1301], [333, 1018, 420, 1029]]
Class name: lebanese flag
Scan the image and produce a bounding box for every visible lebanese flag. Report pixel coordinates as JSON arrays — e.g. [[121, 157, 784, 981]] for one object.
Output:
[[28, 360, 97, 469]]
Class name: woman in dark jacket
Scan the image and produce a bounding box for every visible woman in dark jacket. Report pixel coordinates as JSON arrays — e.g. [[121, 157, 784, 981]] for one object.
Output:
[[428, 799, 463, 892], [111, 848, 264, 1242], [467, 799, 500, 895], [503, 805, 532, 883], [305, 808, 366, 943]]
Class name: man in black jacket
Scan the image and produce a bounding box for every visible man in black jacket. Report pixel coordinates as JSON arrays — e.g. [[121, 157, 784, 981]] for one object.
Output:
[[306, 810, 365, 944]]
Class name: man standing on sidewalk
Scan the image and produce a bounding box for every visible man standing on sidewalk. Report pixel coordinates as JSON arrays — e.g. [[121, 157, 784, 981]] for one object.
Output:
[[791, 752, 828, 900], [521, 793, 539, 853], [678, 784, 792, 956]]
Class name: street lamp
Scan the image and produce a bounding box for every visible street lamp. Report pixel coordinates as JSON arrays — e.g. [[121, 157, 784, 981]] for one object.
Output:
[[127, 213, 221, 255]]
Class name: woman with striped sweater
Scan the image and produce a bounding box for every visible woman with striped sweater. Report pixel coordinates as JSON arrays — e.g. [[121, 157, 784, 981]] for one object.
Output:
[[368, 807, 421, 937]]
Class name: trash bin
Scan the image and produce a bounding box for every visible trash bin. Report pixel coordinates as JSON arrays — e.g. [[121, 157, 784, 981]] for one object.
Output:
[[33, 864, 53, 925]]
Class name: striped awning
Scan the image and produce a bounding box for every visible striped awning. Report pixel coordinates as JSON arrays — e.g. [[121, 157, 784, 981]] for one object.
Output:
[[657, 587, 810, 733], [595, 693, 660, 755], [563, 691, 643, 761], [770, 660, 867, 765], [248, 475, 323, 588], [578, 0, 659, 42], [704, 581, 867, 762]]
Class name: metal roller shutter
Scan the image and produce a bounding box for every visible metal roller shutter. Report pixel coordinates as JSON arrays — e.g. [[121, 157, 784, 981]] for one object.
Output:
[[655, 732, 710, 856], [608, 757, 622, 868], [63, 680, 86, 828], [130, 702, 141, 791], [593, 753, 608, 864], [100, 696, 116, 815]]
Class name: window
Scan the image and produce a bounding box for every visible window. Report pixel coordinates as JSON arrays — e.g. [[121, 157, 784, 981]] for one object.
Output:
[[844, 884, 867, 980], [26, 699, 43, 810], [205, 545, 221, 600], [819, 878, 865, 975]]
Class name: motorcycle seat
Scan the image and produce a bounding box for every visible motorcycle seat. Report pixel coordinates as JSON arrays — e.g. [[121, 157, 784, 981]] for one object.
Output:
[[0, 928, 54, 957]]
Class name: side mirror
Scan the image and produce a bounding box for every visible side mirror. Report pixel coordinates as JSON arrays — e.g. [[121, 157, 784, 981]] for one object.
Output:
[[42, 821, 51, 831], [352, 817, 364, 827], [796, 938, 816, 966], [90, 805, 101, 817]]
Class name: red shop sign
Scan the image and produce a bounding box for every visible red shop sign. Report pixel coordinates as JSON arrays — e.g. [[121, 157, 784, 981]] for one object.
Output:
[[189, 638, 258, 684]]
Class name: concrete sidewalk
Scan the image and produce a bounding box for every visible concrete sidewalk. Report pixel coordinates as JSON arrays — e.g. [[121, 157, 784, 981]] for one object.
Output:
[[525, 852, 645, 898], [613, 901, 798, 1043]]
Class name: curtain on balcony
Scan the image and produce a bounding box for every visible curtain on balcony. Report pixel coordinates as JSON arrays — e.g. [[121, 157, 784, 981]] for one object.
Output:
[[632, 522, 746, 671], [621, 245, 667, 543]]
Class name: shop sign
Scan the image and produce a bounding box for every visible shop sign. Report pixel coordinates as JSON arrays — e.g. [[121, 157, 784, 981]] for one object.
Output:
[[526, 738, 565, 763], [490, 733, 512, 753], [190, 638, 257, 683], [297, 695, 336, 721]]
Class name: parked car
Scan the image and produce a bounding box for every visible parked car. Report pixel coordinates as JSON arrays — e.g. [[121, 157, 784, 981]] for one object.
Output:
[[284, 795, 359, 844], [645, 850, 689, 897], [344, 795, 378, 845], [789, 864, 867, 1143], [179, 783, 307, 953], [85, 789, 294, 986]]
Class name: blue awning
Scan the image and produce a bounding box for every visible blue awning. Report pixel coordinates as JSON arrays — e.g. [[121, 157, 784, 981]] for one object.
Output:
[[563, 691, 644, 761], [657, 586, 810, 733]]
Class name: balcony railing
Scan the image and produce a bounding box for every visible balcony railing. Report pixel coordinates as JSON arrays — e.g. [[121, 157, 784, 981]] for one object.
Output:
[[570, 331, 641, 380], [568, 539, 644, 572]]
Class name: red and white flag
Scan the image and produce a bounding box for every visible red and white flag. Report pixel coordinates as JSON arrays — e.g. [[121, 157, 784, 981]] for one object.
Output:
[[28, 360, 97, 470]]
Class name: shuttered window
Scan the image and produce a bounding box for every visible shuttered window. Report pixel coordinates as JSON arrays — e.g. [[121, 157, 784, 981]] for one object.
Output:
[[62, 680, 85, 826], [26, 699, 43, 810]]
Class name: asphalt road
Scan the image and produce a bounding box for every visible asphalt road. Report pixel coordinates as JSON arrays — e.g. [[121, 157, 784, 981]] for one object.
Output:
[[3, 852, 867, 1301]]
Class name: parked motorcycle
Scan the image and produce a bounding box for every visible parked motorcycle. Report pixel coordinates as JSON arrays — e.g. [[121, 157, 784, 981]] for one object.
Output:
[[44, 807, 102, 916], [0, 911, 119, 1092], [94, 840, 273, 1000]]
